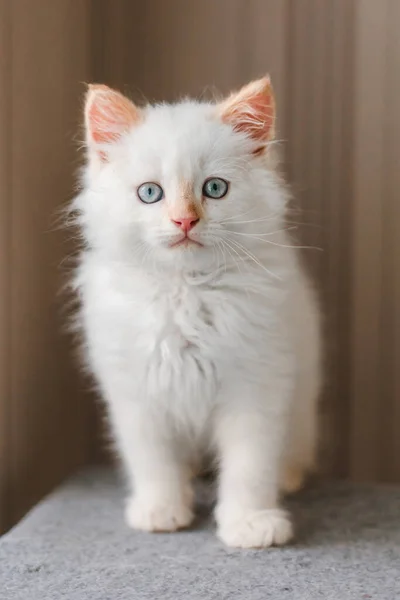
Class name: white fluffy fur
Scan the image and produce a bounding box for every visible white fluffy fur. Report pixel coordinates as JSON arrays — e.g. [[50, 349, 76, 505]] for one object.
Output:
[[72, 88, 321, 549]]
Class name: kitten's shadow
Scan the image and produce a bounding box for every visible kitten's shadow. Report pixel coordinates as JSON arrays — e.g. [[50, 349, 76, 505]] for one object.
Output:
[[192, 475, 400, 547], [193, 474, 217, 529], [284, 478, 400, 546]]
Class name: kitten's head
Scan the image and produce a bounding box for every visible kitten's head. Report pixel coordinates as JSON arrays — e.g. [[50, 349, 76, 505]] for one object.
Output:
[[78, 77, 287, 271]]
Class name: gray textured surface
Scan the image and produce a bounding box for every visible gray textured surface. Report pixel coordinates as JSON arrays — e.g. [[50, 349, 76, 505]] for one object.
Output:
[[1, 468, 400, 600]]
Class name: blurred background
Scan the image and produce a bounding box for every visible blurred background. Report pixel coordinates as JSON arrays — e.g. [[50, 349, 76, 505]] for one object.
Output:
[[0, 0, 399, 533]]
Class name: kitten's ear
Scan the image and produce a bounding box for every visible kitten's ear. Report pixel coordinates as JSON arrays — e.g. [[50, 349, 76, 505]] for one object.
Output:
[[84, 84, 140, 162], [218, 76, 275, 151]]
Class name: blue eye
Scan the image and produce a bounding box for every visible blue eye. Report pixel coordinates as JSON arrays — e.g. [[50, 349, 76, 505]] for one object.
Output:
[[202, 177, 229, 199], [137, 182, 164, 204]]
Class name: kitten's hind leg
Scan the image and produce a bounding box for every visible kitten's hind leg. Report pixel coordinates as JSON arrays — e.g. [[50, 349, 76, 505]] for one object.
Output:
[[280, 463, 308, 495]]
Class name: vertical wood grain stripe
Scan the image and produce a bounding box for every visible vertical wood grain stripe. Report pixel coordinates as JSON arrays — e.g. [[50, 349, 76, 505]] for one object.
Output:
[[0, 0, 12, 532], [391, 0, 400, 481], [381, 0, 400, 482], [319, 0, 354, 477], [8, 0, 92, 528], [350, 0, 387, 480], [378, 0, 395, 481]]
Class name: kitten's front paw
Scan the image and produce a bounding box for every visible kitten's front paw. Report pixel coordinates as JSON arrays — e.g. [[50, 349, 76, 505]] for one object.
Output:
[[125, 496, 194, 533], [216, 505, 293, 549]]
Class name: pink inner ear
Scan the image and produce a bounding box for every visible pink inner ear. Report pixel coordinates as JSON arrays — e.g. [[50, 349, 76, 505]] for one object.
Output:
[[86, 87, 138, 146], [231, 90, 274, 142], [220, 78, 276, 144]]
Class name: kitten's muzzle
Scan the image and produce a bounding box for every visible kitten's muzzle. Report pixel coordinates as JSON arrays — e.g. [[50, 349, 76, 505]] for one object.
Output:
[[169, 235, 203, 248]]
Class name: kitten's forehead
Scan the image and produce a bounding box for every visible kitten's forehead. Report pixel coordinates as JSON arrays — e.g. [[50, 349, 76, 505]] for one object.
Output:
[[147, 100, 214, 135], [155, 102, 216, 153], [127, 101, 236, 179]]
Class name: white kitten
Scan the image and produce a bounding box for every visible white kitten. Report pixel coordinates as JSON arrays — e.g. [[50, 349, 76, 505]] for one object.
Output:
[[72, 77, 321, 548]]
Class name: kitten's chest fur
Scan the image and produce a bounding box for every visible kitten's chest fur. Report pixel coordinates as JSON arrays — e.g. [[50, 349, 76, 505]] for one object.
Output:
[[132, 272, 242, 361], [83, 260, 284, 414], [85, 262, 276, 370]]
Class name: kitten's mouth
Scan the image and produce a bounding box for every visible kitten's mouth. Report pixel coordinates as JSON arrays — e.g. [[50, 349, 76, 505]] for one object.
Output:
[[169, 236, 203, 249]]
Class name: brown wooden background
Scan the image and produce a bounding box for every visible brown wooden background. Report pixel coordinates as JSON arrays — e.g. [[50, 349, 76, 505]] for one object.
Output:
[[1, 0, 399, 533]]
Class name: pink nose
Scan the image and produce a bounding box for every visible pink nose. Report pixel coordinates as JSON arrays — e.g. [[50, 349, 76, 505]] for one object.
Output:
[[171, 217, 199, 233]]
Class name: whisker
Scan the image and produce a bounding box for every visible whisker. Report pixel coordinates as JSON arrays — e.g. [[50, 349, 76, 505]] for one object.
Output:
[[222, 214, 281, 226], [284, 220, 321, 229], [220, 237, 245, 271], [219, 207, 259, 224], [221, 212, 321, 230], [222, 236, 282, 281], [216, 240, 228, 276], [213, 238, 222, 273], [223, 226, 299, 237], [266, 138, 286, 147], [218, 238, 252, 300], [223, 230, 322, 252], [218, 238, 237, 272]]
